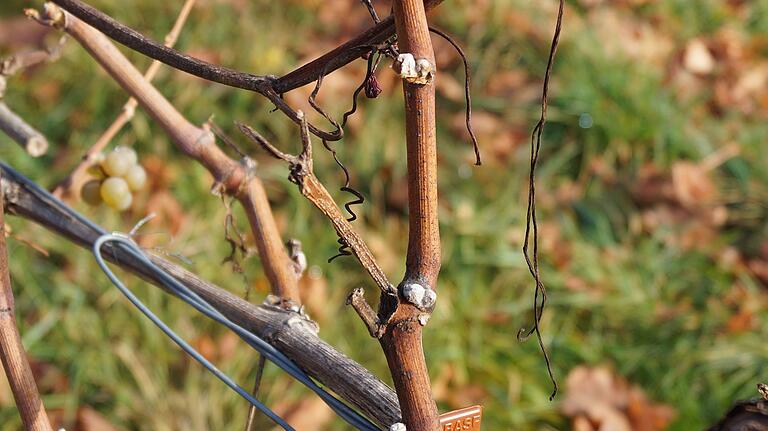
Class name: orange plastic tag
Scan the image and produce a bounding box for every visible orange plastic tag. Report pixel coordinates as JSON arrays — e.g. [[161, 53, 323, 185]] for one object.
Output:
[[439, 405, 483, 431]]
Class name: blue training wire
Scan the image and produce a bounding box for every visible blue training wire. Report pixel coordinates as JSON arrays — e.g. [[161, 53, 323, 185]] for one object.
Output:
[[93, 235, 382, 431], [0, 162, 382, 431], [93, 235, 295, 431]]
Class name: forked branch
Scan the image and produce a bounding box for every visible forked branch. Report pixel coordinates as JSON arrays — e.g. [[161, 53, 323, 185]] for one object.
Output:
[[29, 4, 301, 304], [47, 0, 341, 141], [376, 0, 443, 429], [239, 117, 395, 299], [274, 0, 444, 92], [0, 164, 402, 427], [49, 0, 444, 93], [52, 0, 197, 199], [46, 0, 446, 141]]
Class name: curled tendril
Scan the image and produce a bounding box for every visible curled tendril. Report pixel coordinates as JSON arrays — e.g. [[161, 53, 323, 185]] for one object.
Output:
[[520, 0, 564, 402], [321, 139, 365, 222], [220, 194, 252, 297], [306, 60, 371, 225], [341, 50, 381, 129], [328, 236, 352, 262], [341, 186, 365, 222], [428, 26, 481, 165]]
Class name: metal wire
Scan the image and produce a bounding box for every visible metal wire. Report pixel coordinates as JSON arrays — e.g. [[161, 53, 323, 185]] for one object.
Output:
[[0, 162, 382, 431], [92, 234, 382, 431], [93, 235, 295, 431]]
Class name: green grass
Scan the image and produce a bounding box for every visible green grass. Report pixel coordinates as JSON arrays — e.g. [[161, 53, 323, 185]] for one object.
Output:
[[1, 0, 767, 429]]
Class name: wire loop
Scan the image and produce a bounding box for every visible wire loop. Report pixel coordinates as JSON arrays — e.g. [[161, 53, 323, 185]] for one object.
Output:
[[92, 234, 383, 431]]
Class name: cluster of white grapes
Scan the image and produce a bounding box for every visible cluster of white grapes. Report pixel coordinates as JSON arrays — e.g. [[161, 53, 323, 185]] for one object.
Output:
[[81, 146, 147, 211]]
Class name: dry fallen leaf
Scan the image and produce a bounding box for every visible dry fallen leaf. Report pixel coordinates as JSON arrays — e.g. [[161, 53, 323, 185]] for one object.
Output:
[[588, 9, 674, 66], [632, 163, 677, 207], [450, 111, 523, 163], [627, 387, 676, 431], [484, 69, 529, 98], [670, 161, 717, 208], [684, 39, 716, 75], [562, 365, 675, 431], [701, 26, 768, 117], [676, 222, 718, 251], [630, 145, 739, 254], [731, 63, 768, 113]]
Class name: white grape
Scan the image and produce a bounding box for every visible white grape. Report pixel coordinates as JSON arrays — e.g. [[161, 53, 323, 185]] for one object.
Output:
[[113, 146, 138, 166], [86, 163, 106, 179], [123, 164, 147, 191], [100, 177, 131, 209], [101, 150, 132, 177], [110, 191, 133, 211], [80, 179, 103, 206]]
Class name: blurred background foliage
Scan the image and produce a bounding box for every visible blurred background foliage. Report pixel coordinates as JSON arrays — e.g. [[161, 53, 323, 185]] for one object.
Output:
[[0, 0, 767, 429]]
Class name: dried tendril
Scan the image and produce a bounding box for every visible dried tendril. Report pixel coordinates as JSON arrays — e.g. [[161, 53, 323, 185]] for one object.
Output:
[[519, 0, 564, 401]]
